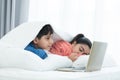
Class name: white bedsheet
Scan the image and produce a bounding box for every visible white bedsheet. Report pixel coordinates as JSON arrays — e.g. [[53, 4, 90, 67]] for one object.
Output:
[[0, 66, 120, 80]]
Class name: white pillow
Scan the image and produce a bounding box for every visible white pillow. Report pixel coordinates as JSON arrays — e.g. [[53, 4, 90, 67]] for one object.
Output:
[[72, 55, 117, 69], [102, 54, 117, 67], [0, 46, 72, 71], [72, 55, 89, 69], [0, 47, 42, 70]]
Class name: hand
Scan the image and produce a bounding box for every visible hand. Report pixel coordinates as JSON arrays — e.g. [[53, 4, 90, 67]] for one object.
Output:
[[68, 53, 79, 62]]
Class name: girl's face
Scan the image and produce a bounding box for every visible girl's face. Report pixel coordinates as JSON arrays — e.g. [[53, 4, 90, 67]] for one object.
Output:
[[71, 41, 90, 56], [33, 33, 53, 50]]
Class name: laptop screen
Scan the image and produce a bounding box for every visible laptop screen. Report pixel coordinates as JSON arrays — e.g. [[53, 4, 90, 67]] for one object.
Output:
[[85, 41, 108, 72]]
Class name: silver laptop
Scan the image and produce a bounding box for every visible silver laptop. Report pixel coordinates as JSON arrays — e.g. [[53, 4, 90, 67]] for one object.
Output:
[[56, 41, 108, 72]]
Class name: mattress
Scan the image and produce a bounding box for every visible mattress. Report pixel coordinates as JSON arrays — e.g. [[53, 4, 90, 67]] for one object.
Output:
[[0, 66, 120, 80]]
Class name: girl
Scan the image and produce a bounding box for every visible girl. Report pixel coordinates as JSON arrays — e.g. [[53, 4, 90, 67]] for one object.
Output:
[[49, 34, 92, 61]]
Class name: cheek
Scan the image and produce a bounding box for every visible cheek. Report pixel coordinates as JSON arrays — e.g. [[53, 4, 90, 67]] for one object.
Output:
[[72, 46, 79, 52], [38, 41, 47, 48]]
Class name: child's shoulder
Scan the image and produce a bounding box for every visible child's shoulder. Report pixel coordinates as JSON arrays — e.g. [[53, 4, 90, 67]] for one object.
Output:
[[53, 40, 71, 48], [55, 40, 70, 45]]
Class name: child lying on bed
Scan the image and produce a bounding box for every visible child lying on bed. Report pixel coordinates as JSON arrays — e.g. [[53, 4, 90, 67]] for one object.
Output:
[[24, 24, 80, 62], [24, 24, 54, 59], [49, 34, 92, 62]]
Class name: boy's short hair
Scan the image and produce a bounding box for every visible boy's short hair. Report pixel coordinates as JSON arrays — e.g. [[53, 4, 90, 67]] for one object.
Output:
[[36, 24, 54, 39]]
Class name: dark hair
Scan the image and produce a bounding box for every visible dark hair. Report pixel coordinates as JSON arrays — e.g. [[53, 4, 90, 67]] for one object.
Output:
[[36, 24, 54, 39], [70, 34, 92, 48]]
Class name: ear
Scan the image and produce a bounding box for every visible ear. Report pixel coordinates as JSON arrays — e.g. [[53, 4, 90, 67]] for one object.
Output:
[[71, 41, 77, 46], [33, 37, 38, 44], [73, 41, 77, 44]]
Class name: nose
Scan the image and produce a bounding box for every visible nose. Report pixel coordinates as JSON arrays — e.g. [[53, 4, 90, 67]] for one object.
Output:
[[77, 52, 83, 56], [49, 38, 53, 45]]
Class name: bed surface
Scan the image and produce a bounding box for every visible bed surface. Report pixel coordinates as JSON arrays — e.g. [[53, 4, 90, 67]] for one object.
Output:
[[0, 66, 120, 80]]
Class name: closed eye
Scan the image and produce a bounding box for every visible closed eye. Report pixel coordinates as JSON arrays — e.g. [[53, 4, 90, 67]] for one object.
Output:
[[82, 53, 89, 55], [79, 47, 84, 52]]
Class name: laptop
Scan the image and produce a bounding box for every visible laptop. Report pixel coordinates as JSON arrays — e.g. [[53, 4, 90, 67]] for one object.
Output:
[[56, 41, 108, 72]]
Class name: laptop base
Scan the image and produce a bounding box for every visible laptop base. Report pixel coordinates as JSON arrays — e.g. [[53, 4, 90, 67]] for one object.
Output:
[[56, 67, 85, 72]]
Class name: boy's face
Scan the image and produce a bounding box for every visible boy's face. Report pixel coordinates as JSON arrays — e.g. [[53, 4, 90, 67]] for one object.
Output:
[[33, 33, 53, 50]]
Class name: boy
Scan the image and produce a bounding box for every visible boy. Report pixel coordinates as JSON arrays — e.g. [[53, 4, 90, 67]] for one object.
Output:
[[25, 24, 54, 59]]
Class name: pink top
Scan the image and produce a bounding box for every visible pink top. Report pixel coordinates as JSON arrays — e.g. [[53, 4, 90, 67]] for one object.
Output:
[[50, 40, 72, 56]]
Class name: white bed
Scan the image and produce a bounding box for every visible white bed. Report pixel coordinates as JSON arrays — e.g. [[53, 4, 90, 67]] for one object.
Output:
[[0, 66, 120, 80], [0, 22, 120, 80]]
